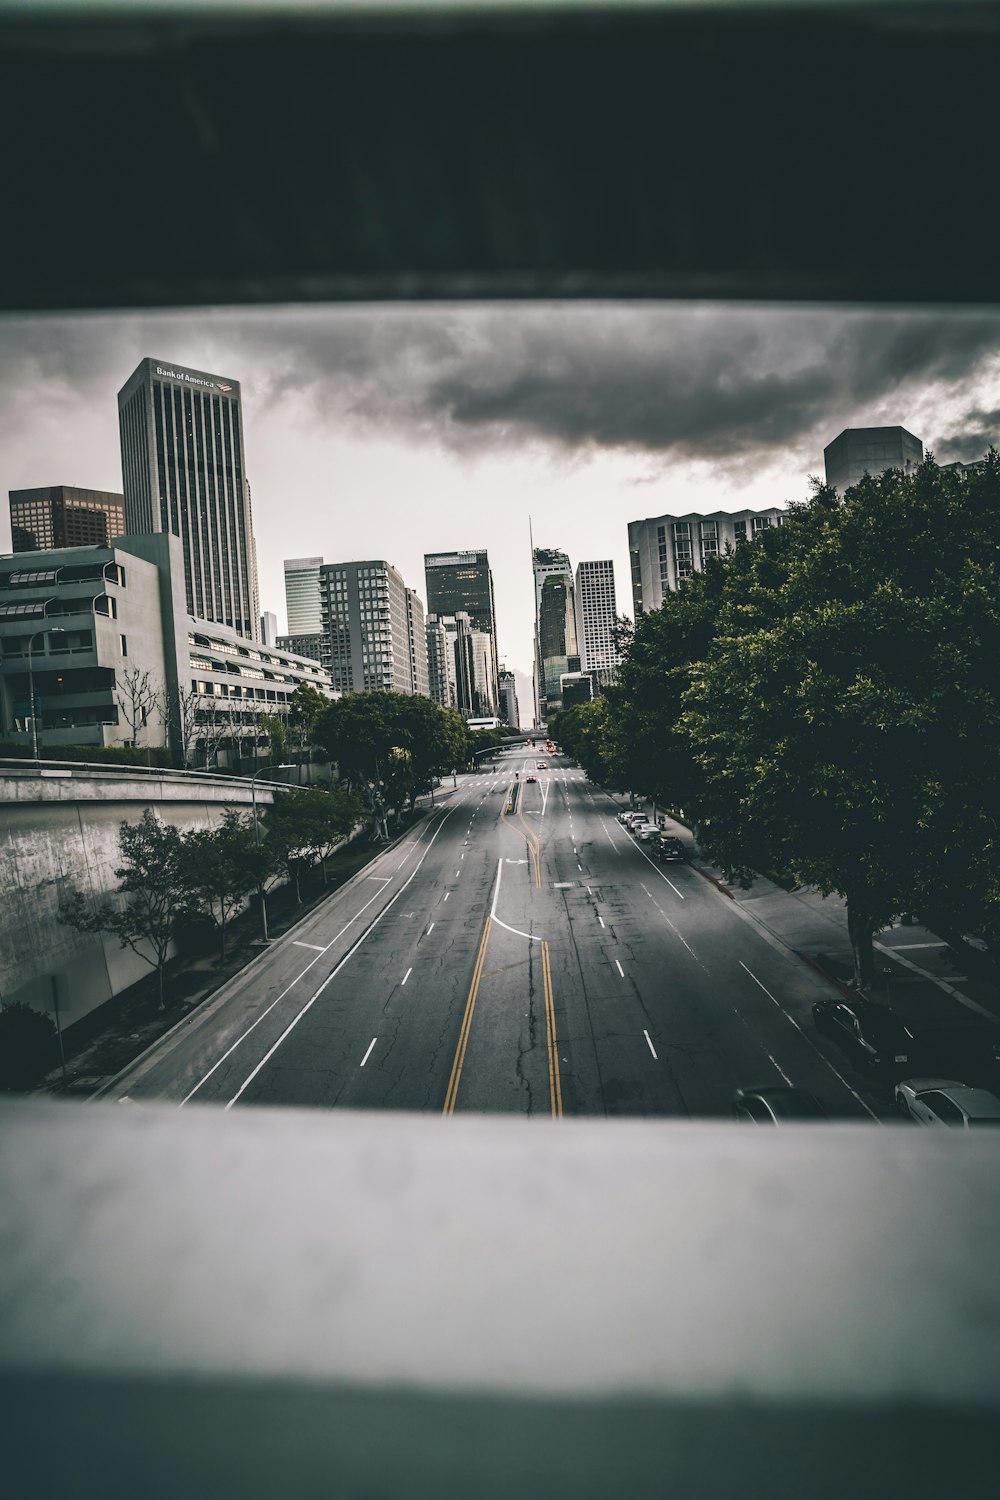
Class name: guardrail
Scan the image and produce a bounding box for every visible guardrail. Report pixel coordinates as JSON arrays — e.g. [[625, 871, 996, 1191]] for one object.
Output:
[[0, 757, 295, 793]]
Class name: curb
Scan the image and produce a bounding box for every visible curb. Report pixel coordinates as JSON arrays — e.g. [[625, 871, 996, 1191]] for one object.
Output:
[[84, 810, 434, 1103]]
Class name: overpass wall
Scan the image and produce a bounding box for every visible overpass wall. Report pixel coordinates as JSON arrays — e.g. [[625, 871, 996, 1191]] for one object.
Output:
[[0, 771, 276, 1030]]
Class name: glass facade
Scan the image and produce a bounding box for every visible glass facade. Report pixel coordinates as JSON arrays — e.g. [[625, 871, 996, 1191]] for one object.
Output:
[[10, 487, 125, 554]]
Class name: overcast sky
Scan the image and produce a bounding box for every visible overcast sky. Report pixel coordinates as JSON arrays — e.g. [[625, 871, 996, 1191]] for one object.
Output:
[[2, 302, 999, 690]]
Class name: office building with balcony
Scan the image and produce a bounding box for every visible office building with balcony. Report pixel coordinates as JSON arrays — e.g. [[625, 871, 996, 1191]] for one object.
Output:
[[0, 534, 333, 759], [319, 560, 425, 697], [628, 507, 786, 615], [533, 547, 579, 722], [9, 486, 126, 554], [118, 357, 260, 639], [824, 426, 923, 495]]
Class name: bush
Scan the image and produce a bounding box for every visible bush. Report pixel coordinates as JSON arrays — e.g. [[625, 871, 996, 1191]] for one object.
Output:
[[0, 1003, 58, 1092], [0, 741, 175, 768]]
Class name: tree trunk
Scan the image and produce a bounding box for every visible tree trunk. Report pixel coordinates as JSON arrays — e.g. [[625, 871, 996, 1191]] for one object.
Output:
[[847, 897, 876, 990], [157, 960, 165, 1011]]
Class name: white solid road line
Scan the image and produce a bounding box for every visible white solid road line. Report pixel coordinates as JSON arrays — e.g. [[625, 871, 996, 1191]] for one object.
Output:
[[292, 941, 325, 951], [615, 959, 625, 978], [401, 968, 412, 985], [737, 960, 880, 1121], [490, 856, 543, 942], [643, 1029, 658, 1060], [197, 808, 460, 1110], [360, 1037, 378, 1068], [639, 883, 704, 967], [181, 875, 398, 1105]]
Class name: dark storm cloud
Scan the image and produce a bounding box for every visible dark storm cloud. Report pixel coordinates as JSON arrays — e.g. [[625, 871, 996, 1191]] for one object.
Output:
[[2, 304, 1000, 472], [932, 406, 1000, 464]]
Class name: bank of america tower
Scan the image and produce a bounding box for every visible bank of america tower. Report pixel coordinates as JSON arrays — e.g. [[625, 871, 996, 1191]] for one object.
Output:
[[118, 358, 259, 638]]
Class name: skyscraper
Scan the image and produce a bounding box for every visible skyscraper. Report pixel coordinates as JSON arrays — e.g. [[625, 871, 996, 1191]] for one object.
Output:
[[118, 358, 259, 638], [405, 588, 430, 698], [424, 549, 499, 713], [284, 557, 324, 635], [628, 507, 786, 616], [824, 426, 923, 494], [574, 559, 619, 677], [533, 547, 579, 723], [9, 486, 126, 554], [498, 666, 520, 729], [426, 615, 455, 708]]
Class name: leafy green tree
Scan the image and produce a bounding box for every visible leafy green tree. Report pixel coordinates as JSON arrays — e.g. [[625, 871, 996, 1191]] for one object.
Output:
[[685, 457, 1000, 986], [0, 1003, 57, 1092], [264, 785, 363, 900], [182, 810, 269, 960], [287, 683, 329, 782], [60, 808, 188, 1009]]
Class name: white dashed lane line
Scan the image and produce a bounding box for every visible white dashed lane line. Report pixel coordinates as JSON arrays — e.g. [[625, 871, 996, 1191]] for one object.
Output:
[[360, 1037, 378, 1068], [615, 959, 625, 978]]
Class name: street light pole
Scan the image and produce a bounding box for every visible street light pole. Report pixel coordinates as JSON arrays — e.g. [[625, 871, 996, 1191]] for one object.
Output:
[[27, 624, 66, 760], [251, 763, 293, 944]]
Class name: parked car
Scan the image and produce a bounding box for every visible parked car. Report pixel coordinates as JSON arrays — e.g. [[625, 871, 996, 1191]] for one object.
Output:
[[653, 836, 687, 863], [895, 1078, 1000, 1127], [631, 821, 659, 840], [811, 997, 917, 1077], [733, 1087, 828, 1123], [618, 809, 643, 824]]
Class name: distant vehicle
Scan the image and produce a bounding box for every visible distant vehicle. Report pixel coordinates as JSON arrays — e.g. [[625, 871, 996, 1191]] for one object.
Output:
[[733, 1087, 828, 1123], [536, 761, 548, 769], [895, 1079, 1000, 1127], [653, 836, 687, 863], [525, 775, 537, 784], [812, 997, 917, 1077]]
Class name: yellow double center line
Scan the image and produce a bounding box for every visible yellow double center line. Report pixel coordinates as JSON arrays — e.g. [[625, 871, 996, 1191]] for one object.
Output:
[[541, 939, 563, 1118], [442, 913, 492, 1116]]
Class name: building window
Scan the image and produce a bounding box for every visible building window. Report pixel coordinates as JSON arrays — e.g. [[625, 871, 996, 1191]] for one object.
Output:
[[120, 635, 127, 656]]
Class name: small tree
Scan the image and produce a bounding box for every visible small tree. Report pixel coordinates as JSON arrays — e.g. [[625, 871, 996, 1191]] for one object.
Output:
[[116, 666, 162, 750], [265, 785, 362, 899], [60, 809, 187, 1009], [166, 683, 202, 768], [0, 1003, 58, 1092], [287, 683, 329, 784], [182, 810, 269, 960]]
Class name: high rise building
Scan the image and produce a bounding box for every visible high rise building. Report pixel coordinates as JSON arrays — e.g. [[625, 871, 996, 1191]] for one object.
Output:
[[319, 560, 426, 696], [426, 615, 455, 708], [574, 559, 619, 676], [260, 611, 278, 647], [117, 357, 259, 638], [824, 426, 923, 494], [9, 486, 126, 554], [284, 557, 324, 635], [424, 549, 499, 713], [405, 588, 430, 698], [533, 547, 579, 723], [628, 507, 786, 616], [498, 666, 520, 729], [278, 632, 329, 669]]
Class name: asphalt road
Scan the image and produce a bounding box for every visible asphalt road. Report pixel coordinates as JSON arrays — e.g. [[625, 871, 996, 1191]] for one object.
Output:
[[116, 748, 886, 1120]]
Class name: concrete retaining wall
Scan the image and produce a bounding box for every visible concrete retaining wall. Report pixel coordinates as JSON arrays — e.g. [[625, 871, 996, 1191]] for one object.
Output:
[[0, 771, 279, 1031]]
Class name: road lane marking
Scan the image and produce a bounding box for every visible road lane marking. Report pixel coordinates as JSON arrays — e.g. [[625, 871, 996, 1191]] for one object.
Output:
[[872, 940, 997, 1019], [200, 807, 460, 1110], [455, 870, 461, 878], [443, 912, 493, 1115], [292, 942, 325, 951], [639, 883, 704, 967], [426, 922, 435, 935], [491, 856, 542, 941], [599, 819, 622, 855], [444, 891, 450, 900], [737, 961, 880, 1121], [401, 968, 412, 985], [360, 1037, 377, 1067], [542, 939, 563, 1118], [615, 959, 625, 977], [598, 915, 605, 928], [577, 863, 583, 871], [643, 1030, 658, 1060]]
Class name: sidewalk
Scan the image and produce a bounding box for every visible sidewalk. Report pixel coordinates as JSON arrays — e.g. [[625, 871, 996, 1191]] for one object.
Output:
[[608, 795, 1000, 1031]]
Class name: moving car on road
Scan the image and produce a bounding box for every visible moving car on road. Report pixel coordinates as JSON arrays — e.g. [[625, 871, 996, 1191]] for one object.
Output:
[[536, 761, 548, 770], [733, 1087, 828, 1123], [894, 1078, 1000, 1127]]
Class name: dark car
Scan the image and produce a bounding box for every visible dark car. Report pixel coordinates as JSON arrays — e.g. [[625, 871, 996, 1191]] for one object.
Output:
[[733, 1087, 828, 1123], [653, 836, 687, 863], [811, 997, 917, 1077]]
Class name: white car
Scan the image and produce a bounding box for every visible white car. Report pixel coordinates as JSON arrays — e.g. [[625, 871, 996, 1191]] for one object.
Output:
[[618, 810, 643, 825], [895, 1078, 1000, 1128], [632, 821, 659, 840]]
